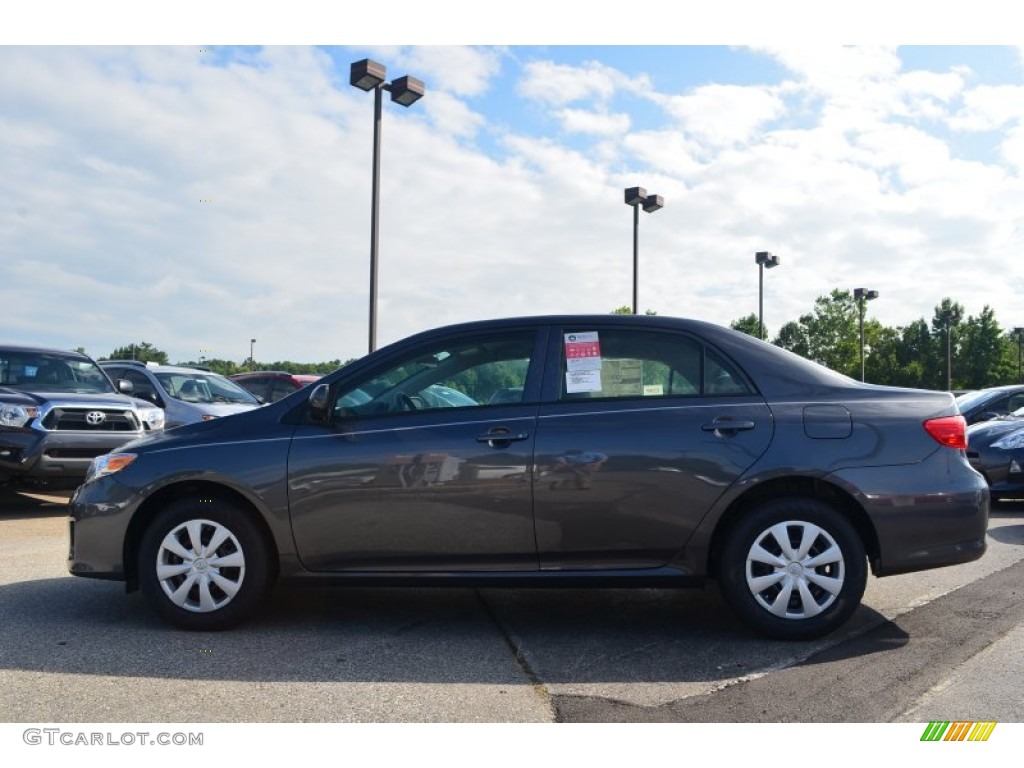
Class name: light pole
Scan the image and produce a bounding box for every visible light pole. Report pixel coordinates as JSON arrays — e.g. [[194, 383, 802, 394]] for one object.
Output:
[[249, 338, 256, 370], [351, 59, 425, 354], [941, 307, 961, 391], [853, 288, 879, 382], [623, 187, 664, 315], [1015, 327, 1024, 383], [755, 251, 780, 340]]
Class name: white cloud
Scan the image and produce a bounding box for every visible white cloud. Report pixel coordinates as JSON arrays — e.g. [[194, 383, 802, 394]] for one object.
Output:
[[554, 108, 631, 136], [657, 84, 786, 146], [517, 60, 626, 106], [950, 84, 1024, 131], [3, 45, 1024, 367]]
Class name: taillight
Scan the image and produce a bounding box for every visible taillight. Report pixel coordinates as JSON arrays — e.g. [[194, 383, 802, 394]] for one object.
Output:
[[924, 415, 967, 449]]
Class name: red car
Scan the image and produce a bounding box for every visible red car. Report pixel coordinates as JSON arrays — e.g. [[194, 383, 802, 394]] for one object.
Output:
[[230, 371, 321, 403]]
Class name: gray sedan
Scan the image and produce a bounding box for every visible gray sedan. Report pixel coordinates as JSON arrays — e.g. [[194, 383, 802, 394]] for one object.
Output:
[[70, 315, 988, 640]]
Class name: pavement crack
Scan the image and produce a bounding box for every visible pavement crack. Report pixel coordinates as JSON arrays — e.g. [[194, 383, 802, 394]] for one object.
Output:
[[474, 589, 556, 721]]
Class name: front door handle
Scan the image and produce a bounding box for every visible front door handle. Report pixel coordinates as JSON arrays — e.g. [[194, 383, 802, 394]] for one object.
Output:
[[476, 428, 529, 448], [701, 417, 756, 435]]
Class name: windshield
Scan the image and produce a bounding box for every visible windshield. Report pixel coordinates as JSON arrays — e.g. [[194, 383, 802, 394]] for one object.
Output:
[[0, 349, 115, 394], [155, 371, 260, 405]]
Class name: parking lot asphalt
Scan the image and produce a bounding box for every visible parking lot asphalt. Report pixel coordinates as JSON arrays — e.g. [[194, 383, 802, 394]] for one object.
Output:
[[2, 486, 1023, 723]]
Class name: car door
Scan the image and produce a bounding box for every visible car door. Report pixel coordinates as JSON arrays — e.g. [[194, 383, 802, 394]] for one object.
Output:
[[287, 326, 547, 572], [533, 324, 773, 570]]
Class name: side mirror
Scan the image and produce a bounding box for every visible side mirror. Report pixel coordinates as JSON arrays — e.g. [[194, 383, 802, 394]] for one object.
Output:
[[118, 378, 134, 394], [308, 383, 330, 422]]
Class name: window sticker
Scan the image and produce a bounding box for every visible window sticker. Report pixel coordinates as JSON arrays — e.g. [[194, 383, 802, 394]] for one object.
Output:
[[564, 332, 602, 372], [566, 369, 602, 393]]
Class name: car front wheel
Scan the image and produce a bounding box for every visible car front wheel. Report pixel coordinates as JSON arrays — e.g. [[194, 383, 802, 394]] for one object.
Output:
[[718, 498, 867, 640], [138, 498, 273, 630]]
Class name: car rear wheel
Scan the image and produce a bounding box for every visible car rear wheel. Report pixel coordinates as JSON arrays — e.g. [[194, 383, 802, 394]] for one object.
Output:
[[718, 498, 867, 640], [138, 498, 272, 630]]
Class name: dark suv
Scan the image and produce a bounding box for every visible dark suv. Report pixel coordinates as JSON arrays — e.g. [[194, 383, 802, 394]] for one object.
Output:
[[1, 345, 163, 486]]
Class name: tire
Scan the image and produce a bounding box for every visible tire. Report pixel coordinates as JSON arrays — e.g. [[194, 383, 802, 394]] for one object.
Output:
[[137, 498, 273, 630], [717, 498, 867, 641]]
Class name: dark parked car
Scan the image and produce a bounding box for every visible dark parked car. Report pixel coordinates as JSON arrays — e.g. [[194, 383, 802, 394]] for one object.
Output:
[[966, 411, 1024, 502], [1, 345, 163, 486], [955, 385, 1024, 425], [230, 371, 321, 403], [68, 315, 988, 639]]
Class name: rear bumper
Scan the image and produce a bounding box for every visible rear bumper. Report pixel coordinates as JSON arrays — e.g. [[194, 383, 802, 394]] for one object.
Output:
[[833, 452, 989, 576]]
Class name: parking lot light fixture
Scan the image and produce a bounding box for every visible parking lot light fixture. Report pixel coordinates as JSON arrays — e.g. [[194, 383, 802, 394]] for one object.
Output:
[[755, 251, 781, 340], [853, 288, 879, 382], [624, 187, 665, 315], [1015, 327, 1024, 383], [941, 307, 962, 391], [249, 338, 256, 370], [350, 58, 426, 353]]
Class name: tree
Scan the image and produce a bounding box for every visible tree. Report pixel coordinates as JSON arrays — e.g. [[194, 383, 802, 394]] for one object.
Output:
[[729, 313, 764, 340], [957, 306, 1015, 388], [611, 306, 657, 315], [106, 342, 168, 364], [772, 289, 860, 376]]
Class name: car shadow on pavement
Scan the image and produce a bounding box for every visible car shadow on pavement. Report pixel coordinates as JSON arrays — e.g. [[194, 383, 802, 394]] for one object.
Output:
[[0, 575, 892, 686], [0, 488, 71, 520]]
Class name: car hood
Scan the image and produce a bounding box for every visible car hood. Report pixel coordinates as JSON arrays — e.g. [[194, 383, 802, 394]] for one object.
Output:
[[186, 402, 261, 417], [0, 386, 136, 408], [967, 417, 1024, 448]]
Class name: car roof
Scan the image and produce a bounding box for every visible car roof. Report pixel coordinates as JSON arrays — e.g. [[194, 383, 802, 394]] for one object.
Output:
[[101, 362, 219, 375], [345, 313, 870, 400], [0, 344, 93, 360]]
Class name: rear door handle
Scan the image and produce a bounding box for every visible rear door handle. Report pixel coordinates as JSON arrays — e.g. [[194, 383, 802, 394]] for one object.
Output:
[[476, 429, 530, 447], [702, 417, 756, 434]]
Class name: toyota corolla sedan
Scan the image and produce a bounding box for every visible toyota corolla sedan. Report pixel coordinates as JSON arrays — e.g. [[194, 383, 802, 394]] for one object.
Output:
[[68, 315, 988, 640]]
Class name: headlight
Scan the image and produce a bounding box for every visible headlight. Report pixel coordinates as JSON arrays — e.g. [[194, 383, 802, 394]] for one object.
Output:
[[0, 404, 39, 428], [85, 452, 137, 483], [137, 406, 165, 430]]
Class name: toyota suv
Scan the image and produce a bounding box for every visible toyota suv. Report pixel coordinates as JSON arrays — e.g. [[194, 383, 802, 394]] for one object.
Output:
[[0, 345, 163, 487]]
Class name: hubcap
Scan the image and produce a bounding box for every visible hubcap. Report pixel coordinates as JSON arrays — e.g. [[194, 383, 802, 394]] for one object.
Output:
[[155, 519, 246, 613], [745, 520, 845, 620]]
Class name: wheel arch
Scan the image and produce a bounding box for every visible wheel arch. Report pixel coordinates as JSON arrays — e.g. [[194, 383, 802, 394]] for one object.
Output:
[[707, 476, 881, 577], [123, 479, 280, 591]]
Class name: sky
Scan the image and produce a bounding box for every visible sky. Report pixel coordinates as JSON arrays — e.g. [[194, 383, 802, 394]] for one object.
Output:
[[4, 4, 1024, 366]]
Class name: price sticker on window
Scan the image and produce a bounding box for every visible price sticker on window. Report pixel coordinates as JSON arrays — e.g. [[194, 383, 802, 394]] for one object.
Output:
[[564, 332, 602, 372]]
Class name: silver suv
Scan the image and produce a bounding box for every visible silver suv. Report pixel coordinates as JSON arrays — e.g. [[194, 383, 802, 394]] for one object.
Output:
[[100, 362, 261, 429], [0, 345, 163, 486]]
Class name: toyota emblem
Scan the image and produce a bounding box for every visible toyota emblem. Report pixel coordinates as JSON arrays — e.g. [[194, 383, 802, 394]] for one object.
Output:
[[85, 411, 106, 426]]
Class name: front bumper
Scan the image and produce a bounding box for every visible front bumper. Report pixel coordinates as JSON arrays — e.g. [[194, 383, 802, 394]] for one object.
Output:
[[1, 427, 146, 481], [67, 474, 142, 581]]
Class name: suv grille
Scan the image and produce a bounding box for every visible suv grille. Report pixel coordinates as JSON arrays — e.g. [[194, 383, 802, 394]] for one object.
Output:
[[41, 408, 141, 432]]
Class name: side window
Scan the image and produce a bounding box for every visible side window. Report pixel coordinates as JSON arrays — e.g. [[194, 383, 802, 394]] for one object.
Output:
[[559, 329, 751, 400], [332, 332, 536, 420], [271, 379, 297, 401], [705, 349, 751, 394], [1004, 394, 1024, 413], [124, 370, 158, 399], [241, 377, 269, 401], [987, 396, 1010, 415]]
